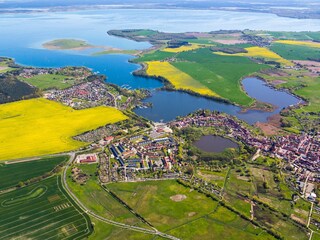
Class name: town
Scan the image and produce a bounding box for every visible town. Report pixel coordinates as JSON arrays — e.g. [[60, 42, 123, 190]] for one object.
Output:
[[45, 80, 117, 109]]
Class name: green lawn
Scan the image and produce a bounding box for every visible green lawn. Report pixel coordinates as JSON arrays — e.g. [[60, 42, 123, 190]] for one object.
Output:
[[0, 155, 68, 191], [0, 176, 92, 239], [20, 74, 75, 90], [173, 48, 270, 106]]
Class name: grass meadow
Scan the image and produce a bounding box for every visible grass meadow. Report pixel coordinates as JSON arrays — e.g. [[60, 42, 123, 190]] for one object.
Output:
[[67, 164, 149, 228], [19, 74, 76, 90], [107, 180, 218, 231], [108, 180, 275, 239]]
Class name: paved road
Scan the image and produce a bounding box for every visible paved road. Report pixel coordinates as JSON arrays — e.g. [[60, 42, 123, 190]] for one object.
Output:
[[61, 154, 180, 240]]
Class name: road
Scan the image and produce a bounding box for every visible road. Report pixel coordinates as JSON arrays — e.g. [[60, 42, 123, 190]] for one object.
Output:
[[307, 202, 314, 240], [303, 172, 312, 197], [61, 153, 180, 240]]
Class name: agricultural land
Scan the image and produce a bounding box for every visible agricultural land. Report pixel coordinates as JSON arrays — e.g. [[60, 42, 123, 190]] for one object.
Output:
[[0, 176, 92, 239], [0, 98, 127, 161], [0, 155, 68, 191], [110, 29, 320, 132], [0, 29, 320, 240]]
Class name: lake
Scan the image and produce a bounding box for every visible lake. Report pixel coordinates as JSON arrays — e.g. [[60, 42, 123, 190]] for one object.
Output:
[[193, 135, 239, 153], [0, 9, 306, 124], [133, 77, 300, 124]]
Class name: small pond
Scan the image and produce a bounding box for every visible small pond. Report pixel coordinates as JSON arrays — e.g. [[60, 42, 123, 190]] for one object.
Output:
[[193, 135, 239, 153]]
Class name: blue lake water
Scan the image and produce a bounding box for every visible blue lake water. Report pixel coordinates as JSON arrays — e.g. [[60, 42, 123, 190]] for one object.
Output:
[[133, 77, 301, 124], [0, 9, 307, 123]]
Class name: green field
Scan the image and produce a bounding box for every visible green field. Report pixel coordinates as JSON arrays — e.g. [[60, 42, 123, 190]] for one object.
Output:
[[108, 180, 275, 239], [20, 74, 76, 90], [0, 155, 68, 191], [270, 43, 320, 60], [196, 168, 229, 188], [312, 233, 320, 240], [0, 58, 14, 73], [173, 48, 269, 105], [89, 219, 155, 240], [223, 168, 254, 218], [254, 204, 308, 240], [0, 176, 92, 239], [166, 205, 275, 240], [93, 49, 139, 56], [43, 39, 92, 50], [108, 180, 218, 231], [134, 50, 176, 62], [67, 164, 149, 227], [266, 31, 320, 41]]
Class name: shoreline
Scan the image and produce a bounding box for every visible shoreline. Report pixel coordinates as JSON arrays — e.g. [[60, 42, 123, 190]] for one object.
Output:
[[0, 6, 319, 21]]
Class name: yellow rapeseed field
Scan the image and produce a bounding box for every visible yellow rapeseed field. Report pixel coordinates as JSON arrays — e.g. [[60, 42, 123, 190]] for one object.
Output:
[[162, 44, 202, 53], [214, 46, 293, 66], [146, 61, 219, 97], [0, 98, 127, 161], [275, 40, 320, 48]]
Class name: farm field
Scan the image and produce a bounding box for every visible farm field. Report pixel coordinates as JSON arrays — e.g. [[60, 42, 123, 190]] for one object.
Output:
[[0, 176, 92, 239], [133, 50, 175, 63], [270, 43, 320, 60], [265, 31, 320, 41], [0, 155, 68, 191], [67, 163, 149, 227], [214, 46, 293, 66], [19, 74, 76, 90], [162, 43, 202, 53], [0, 98, 127, 161], [275, 40, 320, 48], [173, 48, 270, 106], [141, 48, 270, 106], [146, 61, 219, 97]]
